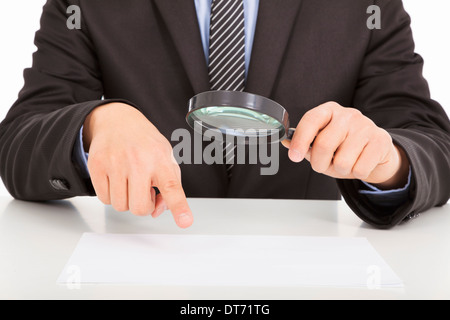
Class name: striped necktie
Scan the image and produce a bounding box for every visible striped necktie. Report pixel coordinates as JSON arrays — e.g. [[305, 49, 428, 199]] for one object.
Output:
[[208, 0, 246, 178]]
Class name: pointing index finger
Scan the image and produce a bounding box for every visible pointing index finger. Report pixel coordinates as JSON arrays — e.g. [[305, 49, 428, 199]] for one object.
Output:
[[155, 166, 193, 228]]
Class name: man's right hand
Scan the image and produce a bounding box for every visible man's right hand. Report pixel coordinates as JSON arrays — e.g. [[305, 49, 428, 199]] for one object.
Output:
[[83, 102, 193, 228]]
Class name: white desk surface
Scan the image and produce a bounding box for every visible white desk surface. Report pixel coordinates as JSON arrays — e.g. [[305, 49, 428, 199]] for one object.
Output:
[[0, 195, 448, 300]]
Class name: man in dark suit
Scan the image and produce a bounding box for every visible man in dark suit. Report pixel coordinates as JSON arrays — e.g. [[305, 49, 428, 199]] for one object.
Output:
[[0, 0, 449, 229]]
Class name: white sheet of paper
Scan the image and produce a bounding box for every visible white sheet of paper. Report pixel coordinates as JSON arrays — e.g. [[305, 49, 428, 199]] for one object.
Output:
[[57, 233, 403, 287]]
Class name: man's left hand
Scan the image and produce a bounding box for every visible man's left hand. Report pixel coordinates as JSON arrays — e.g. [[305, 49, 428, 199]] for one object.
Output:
[[282, 102, 410, 190]]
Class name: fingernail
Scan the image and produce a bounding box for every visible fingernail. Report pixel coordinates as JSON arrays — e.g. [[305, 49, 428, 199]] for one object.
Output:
[[177, 213, 193, 228], [289, 149, 304, 162]]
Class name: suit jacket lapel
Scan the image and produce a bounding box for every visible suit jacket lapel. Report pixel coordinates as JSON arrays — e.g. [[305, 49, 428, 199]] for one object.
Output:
[[154, 0, 303, 98], [153, 0, 211, 94], [245, 0, 303, 97]]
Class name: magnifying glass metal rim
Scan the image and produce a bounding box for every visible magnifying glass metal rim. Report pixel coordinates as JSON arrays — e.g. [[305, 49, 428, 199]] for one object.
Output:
[[186, 90, 292, 142]]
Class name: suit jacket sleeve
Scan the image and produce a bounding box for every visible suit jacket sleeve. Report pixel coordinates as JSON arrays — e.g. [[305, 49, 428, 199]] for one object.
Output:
[[337, 0, 450, 228], [0, 0, 137, 200]]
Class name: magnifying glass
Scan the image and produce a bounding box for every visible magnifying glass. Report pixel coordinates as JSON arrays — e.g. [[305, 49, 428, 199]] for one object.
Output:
[[186, 90, 295, 144]]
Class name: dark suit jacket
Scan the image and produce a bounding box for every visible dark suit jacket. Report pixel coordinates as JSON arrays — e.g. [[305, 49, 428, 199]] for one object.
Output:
[[1, 0, 449, 228]]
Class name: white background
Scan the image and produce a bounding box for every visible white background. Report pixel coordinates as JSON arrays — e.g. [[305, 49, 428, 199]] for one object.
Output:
[[0, 1, 449, 198]]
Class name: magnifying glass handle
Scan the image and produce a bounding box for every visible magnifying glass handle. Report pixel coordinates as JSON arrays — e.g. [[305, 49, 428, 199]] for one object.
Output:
[[286, 128, 296, 140], [286, 128, 315, 148]]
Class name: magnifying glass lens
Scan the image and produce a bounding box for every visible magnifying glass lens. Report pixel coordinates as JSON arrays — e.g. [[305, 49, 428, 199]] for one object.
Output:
[[189, 106, 285, 137]]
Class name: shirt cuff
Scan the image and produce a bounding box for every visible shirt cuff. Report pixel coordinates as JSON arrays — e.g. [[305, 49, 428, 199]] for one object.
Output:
[[358, 167, 412, 208], [72, 126, 90, 178]]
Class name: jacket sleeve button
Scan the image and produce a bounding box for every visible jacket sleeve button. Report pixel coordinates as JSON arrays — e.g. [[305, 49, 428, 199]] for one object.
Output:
[[49, 179, 70, 191]]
